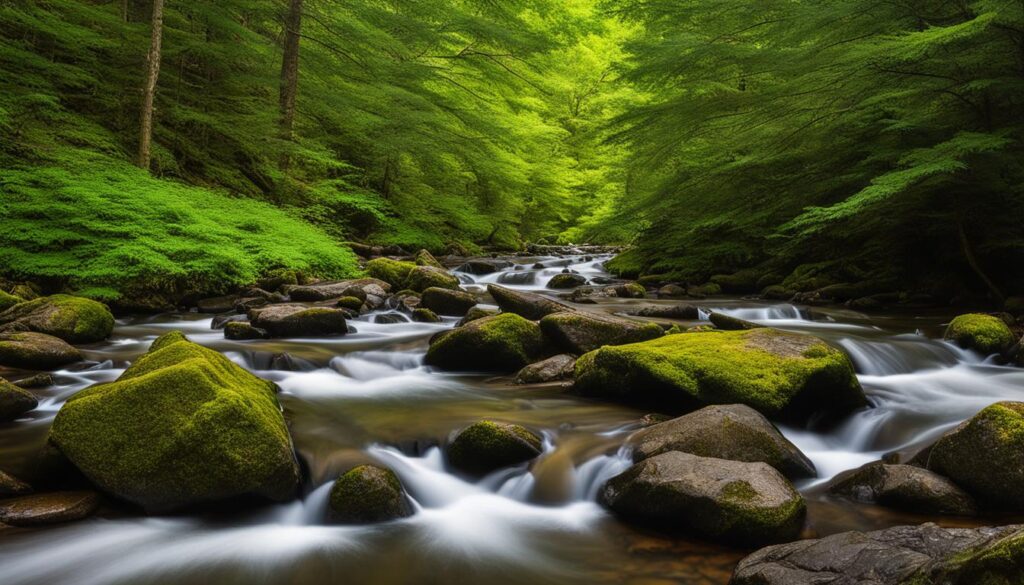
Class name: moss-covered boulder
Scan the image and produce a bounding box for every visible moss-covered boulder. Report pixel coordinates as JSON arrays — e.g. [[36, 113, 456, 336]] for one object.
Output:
[[446, 420, 543, 476], [944, 313, 1015, 355], [256, 269, 299, 293], [456, 306, 498, 326], [406, 266, 460, 292], [487, 284, 575, 320], [540, 311, 663, 354], [0, 332, 83, 370], [600, 451, 805, 546], [0, 295, 114, 344], [327, 464, 413, 524], [628, 404, 815, 478], [828, 461, 975, 516], [614, 283, 647, 299], [414, 249, 445, 269], [224, 322, 269, 340], [420, 287, 477, 316], [48, 331, 300, 512], [0, 290, 24, 312], [925, 402, 1024, 511], [365, 258, 417, 289], [335, 296, 364, 312], [547, 273, 587, 289], [574, 328, 866, 419], [708, 312, 763, 331], [0, 378, 38, 422], [411, 308, 441, 323], [425, 313, 549, 372], [250, 305, 348, 338]]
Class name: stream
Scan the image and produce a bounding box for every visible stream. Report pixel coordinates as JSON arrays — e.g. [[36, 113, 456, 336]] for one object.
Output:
[[2, 254, 1023, 585]]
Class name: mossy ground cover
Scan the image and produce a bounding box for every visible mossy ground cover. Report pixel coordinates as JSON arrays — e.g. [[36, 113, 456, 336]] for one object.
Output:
[[944, 314, 1016, 355]]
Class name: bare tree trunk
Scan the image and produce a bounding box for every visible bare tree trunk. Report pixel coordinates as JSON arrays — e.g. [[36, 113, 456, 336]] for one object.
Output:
[[957, 220, 1005, 304], [278, 0, 303, 169], [121, 0, 129, 22], [138, 0, 164, 170]]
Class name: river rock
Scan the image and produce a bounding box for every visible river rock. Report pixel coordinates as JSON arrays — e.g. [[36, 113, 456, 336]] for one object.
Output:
[[196, 295, 237, 313], [0, 332, 83, 370], [630, 304, 700, 320], [944, 313, 1016, 355], [514, 354, 576, 384], [628, 404, 815, 478], [657, 284, 687, 298], [0, 294, 114, 344], [614, 283, 646, 298], [924, 401, 1024, 511], [0, 491, 100, 526], [420, 287, 477, 316], [488, 284, 575, 320], [0, 469, 32, 497], [327, 465, 413, 524], [547, 273, 587, 289], [708, 312, 763, 331], [828, 461, 975, 515], [256, 269, 299, 292], [250, 305, 348, 337], [287, 278, 390, 302], [540, 311, 663, 354], [574, 328, 866, 419], [412, 308, 441, 323], [456, 306, 498, 326], [730, 522, 1024, 585], [335, 296, 364, 312], [458, 259, 512, 275], [425, 313, 549, 372], [446, 420, 543, 476], [365, 258, 418, 289], [414, 249, 444, 269], [406, 266, 460, 292], [48, 331, 300, 512], [15, 373, 54, 388], [0, 378, 38, 422], [601, 452, 805, 546], [224, 321, 270, 340]]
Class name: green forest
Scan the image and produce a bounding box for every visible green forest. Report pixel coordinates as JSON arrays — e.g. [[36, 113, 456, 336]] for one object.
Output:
[[2, 0, 1023, 307]]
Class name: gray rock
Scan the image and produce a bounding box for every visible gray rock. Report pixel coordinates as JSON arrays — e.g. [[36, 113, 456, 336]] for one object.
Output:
[[601, 452, 805, 546], [250, 305, 348, 338], [539, 311, 663, 354], [628, 404, 815, 478], [828, 461, 975, 515], [514, 354, 576, 384], [458, 259, 513, 275], [0, 491, 100, 526], [488, 284, 576, 320], [287, 278, 392, 302], [657, 284, 687, 298], [630, 304, 700, 320], [0, 378, 38, 422], [196, 295, 238, 313], [709, 312, 764, 331], [420, 287, 477, 316], [0, 332, 83, 370]]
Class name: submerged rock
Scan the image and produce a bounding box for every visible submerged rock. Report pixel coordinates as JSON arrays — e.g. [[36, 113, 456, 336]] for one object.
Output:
[[425, 313, 549, 372], [828, 461, 975, 515], [601, 452, 805, 546], [0, 378, 38, 422], [0, 491, 100, 526], [730, 522, 1024, 585], [327, 465, 413, 524], [488, 284, 575, 320], [420, 287, 477, 316], [0, 295, 114, 344], [250, 305, 348, 337], [944, 313, 1016, 355], [924, 401, 1024, 511], [540, 311, 663, 354], [514, 354, 576, 384], [575, 328, 866, 419], [446, 420, 543, 476], [48, 331, 300, 512], [0, 332, 82, 370], [628, 404, 815, 479]]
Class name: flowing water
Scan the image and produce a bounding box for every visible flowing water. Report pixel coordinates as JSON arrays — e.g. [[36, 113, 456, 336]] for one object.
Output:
[[1, 254, 1022, 584]]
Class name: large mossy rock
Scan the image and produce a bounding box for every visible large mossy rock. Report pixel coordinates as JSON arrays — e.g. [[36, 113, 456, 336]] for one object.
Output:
[[420, 287, 477, 316], [487, 284, 575, 320], [828, 461, 975, 516], [547, 273, 587, 289], [575, 328, 866, 419], [601, 451, 805, 546], [0, 295, 114, 344], [327, 464, 413, 524], [0, 378, 38, 422], [48, 331, 300, 512], [731, 522, 1024, 585], [540, 311, 663, 354], [628, 404, 815, 479], [250, 305, 348, 337], [925, 401, 1024, 511], [0, 290, 24, 312], [944, 313, 1015, 355], [365, 258, 417, 289], [406, 266, 460, 292], [0, 332, 83, 370], [425, 313, 549, 372], [446, 420, 543, 476]]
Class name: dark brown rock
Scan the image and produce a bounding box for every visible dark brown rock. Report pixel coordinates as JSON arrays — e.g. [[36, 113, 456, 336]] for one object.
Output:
[[0, 491, 100, 526], [514, 354, 576, 384], [828, 461, 976, 515]]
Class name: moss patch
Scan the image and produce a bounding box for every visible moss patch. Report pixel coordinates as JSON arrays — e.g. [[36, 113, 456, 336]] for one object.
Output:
[[365, 258, 417, 289], [405, 266, 460, 292], [327, 464, 412, 524], [0, 378, 39, 422], [446, 420, 543, 476], [0, 295, 114, 344], [0, 332, 83, 370], [0, 290, 24, 312], [944, 314, 1015, 355], [425, 313, 549, 372]]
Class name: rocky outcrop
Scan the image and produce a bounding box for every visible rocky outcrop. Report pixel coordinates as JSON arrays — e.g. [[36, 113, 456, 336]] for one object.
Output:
[[539, 311, 663, 354], [0, 295, 114, 344], [48, 331, 300, 512], [601, 451, 805, 546], [628, 404, 815, 478], [446, 420, 543, 476], [327, 465, 413, 524], [828, 461, 975, 515], [0, 332, 83, 370]]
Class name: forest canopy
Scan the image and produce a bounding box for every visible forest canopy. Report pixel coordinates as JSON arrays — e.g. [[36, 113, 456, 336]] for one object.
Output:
[[1, 0, 1021, 304]]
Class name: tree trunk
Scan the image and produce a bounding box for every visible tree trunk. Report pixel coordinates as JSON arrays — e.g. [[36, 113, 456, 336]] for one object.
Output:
[[137, 0, 164, 170], [957, 220, 1005, 304], [121, 0, 129, 22], [278, 0, 303, 169]]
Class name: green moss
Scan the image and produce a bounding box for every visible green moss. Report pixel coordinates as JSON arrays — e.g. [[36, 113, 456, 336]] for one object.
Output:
[[425, 313, 549, 372], [328, 464, 411, 524], [405, 265, 460, 292], [718, 479, 806, 542], [917, 529, 1024, 585], [446, 420, 543, 475], [365, 258, 417, 289], [336, 296, 364, 311], [0, 294, 114, 344], [0, 290, 24, 312], [414, 249, 444, 269], [575, 328, 865, 418], [412, 308, 441, 323], [944, 314, 1015, 355], [620, 283, 647, 298], [0, 331, 83, 369], [0, 378, 39, 421], [49, 331, 299, 512]]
